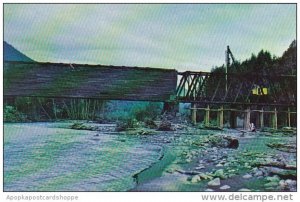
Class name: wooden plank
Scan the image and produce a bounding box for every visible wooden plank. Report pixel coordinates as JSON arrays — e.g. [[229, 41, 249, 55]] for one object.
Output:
[[4, 61, 178, 101]]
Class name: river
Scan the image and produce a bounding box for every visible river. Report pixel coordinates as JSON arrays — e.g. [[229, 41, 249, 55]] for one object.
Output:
[[4, 122, 296, 192], [4, 123, 163, 191]]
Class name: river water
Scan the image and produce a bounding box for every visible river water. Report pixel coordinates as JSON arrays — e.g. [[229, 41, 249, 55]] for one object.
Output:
[[4, 123, 163, 191]]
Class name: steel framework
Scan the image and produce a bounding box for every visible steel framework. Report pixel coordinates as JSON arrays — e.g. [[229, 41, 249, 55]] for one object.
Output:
[[176, 71, 296, 106]]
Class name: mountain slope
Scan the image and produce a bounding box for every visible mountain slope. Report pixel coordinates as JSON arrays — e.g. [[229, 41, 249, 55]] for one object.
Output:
[[4, 41, 35, 62]]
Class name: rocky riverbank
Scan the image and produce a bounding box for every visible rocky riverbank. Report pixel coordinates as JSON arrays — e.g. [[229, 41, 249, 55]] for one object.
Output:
[[26, 120, 297, 192], [102, 121, 296, 192]]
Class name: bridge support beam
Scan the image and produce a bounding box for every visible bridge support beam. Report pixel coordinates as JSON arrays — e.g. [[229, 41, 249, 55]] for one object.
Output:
[[230, 110, 237, 128], [205, 105, 210, 127], [259, 108, 264, 129], [244, 107, 251, 130], [217, 105, 224, 129], [272, 108, 278, 129], [287, 107, 291, 127], [191, 103, 197, 125]]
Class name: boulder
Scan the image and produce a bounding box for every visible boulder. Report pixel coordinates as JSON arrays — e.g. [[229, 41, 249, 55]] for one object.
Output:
[[266, 175, 280, 182], [223, 136, 239, 149], [144, 119, 157, 129], [220, 185, 231, 190], [208, 178, 221, 186], [242, 174, 252, 179], [191, 175, 201, 183], [238, 188, 251, 192], [195, 165, 205, 170], [158, 120, 173, 131], [206, 135, 239, 149], [214, 169, 225, 179], [199, 173, 213, 180], [264, 181, 278, 187], [254, 170, 264, 177]]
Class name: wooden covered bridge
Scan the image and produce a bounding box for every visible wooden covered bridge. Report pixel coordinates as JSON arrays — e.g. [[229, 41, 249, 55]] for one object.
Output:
[[4, 61, 296, 129]]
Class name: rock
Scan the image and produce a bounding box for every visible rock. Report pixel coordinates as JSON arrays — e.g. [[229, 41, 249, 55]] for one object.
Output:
[[284, 179, 297, 191], [205, 189, 214, 192], [242, 174, 252, 179], [220, 185, 231, 190], [195, 165, 205, 170], [254, 170, 264, 177], [208, 178, 221, 186], [214, 169, 225, 179], [191, 175, 201, 183], [219, 159, 227, 164], [158, 120, 173, 131], [285, 164, 296, 170], [199, 173, 213, 180], [228, 174, 236, 178], [238, 188, 251, 192], [70, 122, 95, 131], [266, 175, 280, 182], [285, 179, 296, 186], [264, 181, 278, 187], [279, 180, 287, 189], [186, 153, 193, 159], [144, 119, 157, 129], [223, 136, 239, 149], [205, 135, 239, 149]]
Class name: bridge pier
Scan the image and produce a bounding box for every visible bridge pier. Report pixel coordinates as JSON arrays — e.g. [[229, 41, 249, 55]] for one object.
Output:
[[230, 110, 237, 128], [243, 107, 251, 130], [272, 108, 278, 129], [217, 105, 224, 129], [205, 105, 210, 127], [191, 103, 197, 125], [287, 107, 291, 127], [259, 108, 264, 128]]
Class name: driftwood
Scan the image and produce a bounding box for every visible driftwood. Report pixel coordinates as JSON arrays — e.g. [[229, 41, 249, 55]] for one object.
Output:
[[254, 162, 296, 170], [175, 169, 202, 175], [268, 167, 297, 180], [266, 143, 296, 153]]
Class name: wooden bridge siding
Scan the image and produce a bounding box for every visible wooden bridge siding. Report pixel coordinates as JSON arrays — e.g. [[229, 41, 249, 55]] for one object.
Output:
[[4, 62, 178, 101]]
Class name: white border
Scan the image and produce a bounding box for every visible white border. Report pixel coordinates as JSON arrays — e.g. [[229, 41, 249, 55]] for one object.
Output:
[[0, 1, 299, 202]]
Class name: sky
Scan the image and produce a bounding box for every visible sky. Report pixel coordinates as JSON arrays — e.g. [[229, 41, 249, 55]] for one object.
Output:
[[4, 4, 296, 72]]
